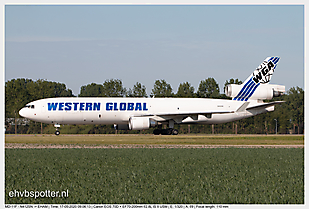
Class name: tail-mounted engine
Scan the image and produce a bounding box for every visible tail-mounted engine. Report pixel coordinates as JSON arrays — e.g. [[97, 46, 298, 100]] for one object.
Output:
[[225, 84, 285, 100]]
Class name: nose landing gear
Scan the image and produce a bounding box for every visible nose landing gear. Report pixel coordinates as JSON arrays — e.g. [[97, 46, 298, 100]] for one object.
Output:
[[54, 124, 61, 136]]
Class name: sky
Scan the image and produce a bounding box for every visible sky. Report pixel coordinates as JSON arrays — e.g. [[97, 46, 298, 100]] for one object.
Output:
[[4, 4, 304, 96]]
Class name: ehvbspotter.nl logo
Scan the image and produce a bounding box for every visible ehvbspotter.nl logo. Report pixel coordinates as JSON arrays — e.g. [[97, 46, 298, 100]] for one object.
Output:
[[8, 189, 69, 199]]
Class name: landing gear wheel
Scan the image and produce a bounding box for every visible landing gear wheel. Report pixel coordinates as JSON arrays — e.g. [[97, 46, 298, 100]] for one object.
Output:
[[55, 130, 60, 135], [167, 128, 173, 135], [161, 129, 172, 135], [153, 129, 161, 135], [172, 129, 179, 135], [153, 128, 178, 135]]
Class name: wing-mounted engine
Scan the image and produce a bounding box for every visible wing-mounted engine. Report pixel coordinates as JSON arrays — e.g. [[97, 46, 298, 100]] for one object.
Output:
[[225, 84, 285, 100], [129, 117, 157, 130]]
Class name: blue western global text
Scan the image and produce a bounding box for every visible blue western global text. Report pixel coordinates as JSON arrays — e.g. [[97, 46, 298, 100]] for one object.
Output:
[[48, 102, 101, 111], [47, 102, 148, 111], [106, 102, 148, 111]]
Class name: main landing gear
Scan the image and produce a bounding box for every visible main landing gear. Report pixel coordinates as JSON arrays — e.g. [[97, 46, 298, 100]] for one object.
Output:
[[153, 128, 179, 135], [153, 120, 179, 135]]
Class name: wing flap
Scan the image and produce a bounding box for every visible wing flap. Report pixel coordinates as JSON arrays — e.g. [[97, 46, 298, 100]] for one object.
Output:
[[133, 110, 234, 122], [153, 110, 234, 118]]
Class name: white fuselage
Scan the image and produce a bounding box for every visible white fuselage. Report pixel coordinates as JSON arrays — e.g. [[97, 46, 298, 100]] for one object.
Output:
[[19, 97, 272, 126]]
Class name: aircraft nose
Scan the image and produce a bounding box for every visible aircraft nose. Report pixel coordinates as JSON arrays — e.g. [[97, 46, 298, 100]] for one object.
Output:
[[19, 108, 27, 118]]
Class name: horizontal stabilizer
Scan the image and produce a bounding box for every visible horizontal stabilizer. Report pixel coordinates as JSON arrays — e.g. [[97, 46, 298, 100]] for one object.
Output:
[[246, 101, 285, 110], [236, 102, 250, 112]]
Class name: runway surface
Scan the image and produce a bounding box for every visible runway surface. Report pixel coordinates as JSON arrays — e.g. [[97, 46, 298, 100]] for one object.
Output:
[[5, 143, 304, 149]]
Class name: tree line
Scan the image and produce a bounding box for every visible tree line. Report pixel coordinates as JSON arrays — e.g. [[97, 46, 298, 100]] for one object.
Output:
[[5, 78, 304, 134]]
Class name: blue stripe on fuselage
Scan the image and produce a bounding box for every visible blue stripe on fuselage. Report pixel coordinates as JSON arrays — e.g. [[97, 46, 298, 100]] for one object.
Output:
[[243, 83, 260, 101], [233, 77, 260, 101], [239, 81, 258, 101], [233, 77, 253, 100], [237, 80, 255, 101]]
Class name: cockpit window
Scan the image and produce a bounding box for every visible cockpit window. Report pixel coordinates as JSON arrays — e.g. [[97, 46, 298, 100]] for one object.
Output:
[[25, 105, 35, 109]]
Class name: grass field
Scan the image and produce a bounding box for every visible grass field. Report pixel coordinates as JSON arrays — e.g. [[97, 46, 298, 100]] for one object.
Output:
[[5, 134, 304, 146], [5, 148, 304, 204], [5, 134, 304, 204]]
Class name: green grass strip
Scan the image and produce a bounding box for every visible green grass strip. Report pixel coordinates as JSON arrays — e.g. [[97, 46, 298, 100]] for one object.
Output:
[[5, 134, 304, 145], [5, 148, 304, 204]]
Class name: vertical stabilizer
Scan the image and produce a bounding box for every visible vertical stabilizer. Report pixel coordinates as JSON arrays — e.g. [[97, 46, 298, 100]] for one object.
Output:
[[232, 57, 280, 101]]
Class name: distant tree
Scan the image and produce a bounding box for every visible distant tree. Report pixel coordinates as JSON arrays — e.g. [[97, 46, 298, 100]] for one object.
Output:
[[27, 79, 73, 99], [284, 86, 304, 133], [221, 78, 243, 99], [151, 79, 173, 98], [176, 82, 195, 98], [224, 78, 243, 88], [5, 78, 32, 119], [51, 82, 73, 97], [79, 83, 103, 97], [102, 79, 126, 97], [197, 78, 220, 98], [127, 82, 147, 97]]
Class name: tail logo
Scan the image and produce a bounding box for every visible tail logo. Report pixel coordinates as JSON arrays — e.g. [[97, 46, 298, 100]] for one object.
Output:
[[252, 60, 275, 84], [232, 56, 280, 101]]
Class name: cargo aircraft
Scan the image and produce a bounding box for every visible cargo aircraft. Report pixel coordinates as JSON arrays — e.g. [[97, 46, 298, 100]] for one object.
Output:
[[19, 57, 285, 135]]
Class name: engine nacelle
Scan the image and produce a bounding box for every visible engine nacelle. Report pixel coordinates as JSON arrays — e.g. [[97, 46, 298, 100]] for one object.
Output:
[[129, 117, 157, 130], [225, 84, 242, 98], [225, 84, 285, 100]]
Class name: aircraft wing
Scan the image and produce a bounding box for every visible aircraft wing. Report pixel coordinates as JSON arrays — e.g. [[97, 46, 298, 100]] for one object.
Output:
[[133, 110, 235, 122], [132, 101, 284, 123]]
